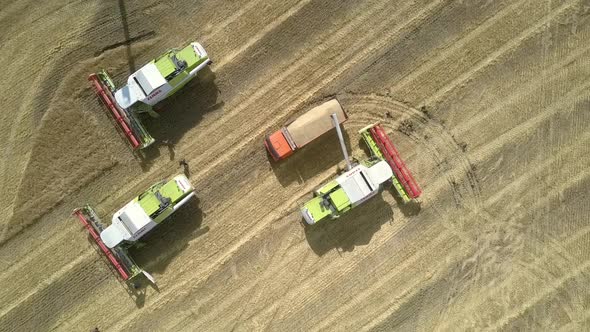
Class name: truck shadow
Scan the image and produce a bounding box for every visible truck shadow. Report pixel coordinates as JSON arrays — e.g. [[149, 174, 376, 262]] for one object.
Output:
[[127, 196, 208, 290], [303, 194, 393, 256], [139, 67, 223, 168], [270, 130, 354, 187]]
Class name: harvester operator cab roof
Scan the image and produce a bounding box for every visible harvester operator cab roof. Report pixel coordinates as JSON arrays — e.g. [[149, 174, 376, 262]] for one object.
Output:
[[115, 63, 166, 109], [102, 201, 152, 248]]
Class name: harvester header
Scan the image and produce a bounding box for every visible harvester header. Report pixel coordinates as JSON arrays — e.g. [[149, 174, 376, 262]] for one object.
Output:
[[360, 123, 422, 202]]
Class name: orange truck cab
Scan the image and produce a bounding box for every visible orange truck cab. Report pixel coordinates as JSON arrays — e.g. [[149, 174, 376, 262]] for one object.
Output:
[[264, 129, 296, 160], [264, 99, 348, 161]]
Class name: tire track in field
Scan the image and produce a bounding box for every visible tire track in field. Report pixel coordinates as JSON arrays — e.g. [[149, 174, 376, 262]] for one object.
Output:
[[422, 0, 581, 106], [483, 130, 590, 208], [468, 80, 590, 164], [342, 93, 483, 211], [450, 40, 590, 136], [309, 235, 461, 331], [436, 171, 590, 330], [492, 253, 590, 330], [390, 0, 528, 94]]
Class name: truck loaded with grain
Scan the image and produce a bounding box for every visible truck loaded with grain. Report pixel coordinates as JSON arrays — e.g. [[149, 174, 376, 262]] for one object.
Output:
[[264, 99, 348, 161]]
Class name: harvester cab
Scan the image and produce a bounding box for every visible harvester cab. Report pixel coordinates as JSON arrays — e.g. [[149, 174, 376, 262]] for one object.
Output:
[[88, 42, 211, 150], [301, 160, 393, 225], [73, 175, 195, 284], [300, 111, 421, 225]]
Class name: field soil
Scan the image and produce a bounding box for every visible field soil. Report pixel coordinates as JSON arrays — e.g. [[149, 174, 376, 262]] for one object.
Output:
[[1, 0, 589, 331]]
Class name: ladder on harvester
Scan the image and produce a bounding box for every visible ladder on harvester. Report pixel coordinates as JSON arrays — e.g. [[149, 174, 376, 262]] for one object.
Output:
[[360, 123, 422, 203]]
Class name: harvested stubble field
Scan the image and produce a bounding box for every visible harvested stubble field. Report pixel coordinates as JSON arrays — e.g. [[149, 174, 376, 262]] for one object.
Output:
[[1, 0, 589, 331]]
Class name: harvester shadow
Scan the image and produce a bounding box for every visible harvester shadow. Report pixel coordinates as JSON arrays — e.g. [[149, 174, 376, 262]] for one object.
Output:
[[126, 197, 208, 306], [392, 192, 422, 217], [303, 194, 393, 256], [125, 283, 149, 308], [139, 67, 222, 168], [117, 0, 135, 72], [270, 130, 353, 187]]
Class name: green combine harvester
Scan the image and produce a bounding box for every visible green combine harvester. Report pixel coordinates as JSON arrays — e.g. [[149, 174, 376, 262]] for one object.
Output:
[[300, 108, 421, 225], [73, 175, 196, 284], [88, 42, 211, 149]]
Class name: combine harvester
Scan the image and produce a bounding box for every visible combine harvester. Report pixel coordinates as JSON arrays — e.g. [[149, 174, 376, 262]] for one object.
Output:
[[73, 175, 195, 284], [299, 104, 421, 225], [89, 42, 211, 149]]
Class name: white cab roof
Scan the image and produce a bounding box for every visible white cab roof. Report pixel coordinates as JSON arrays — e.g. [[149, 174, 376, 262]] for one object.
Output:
[[115, 82, 143, 109], [101, 201, 151, 248], [114, 62, 166, 109], [116, 201, 151, 234], [366, 160, 393, 185], [134, 62, 166, 94], [335, 161, 393, 205], [336, 165, 374, 204], [101, 222, 129, 248]]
